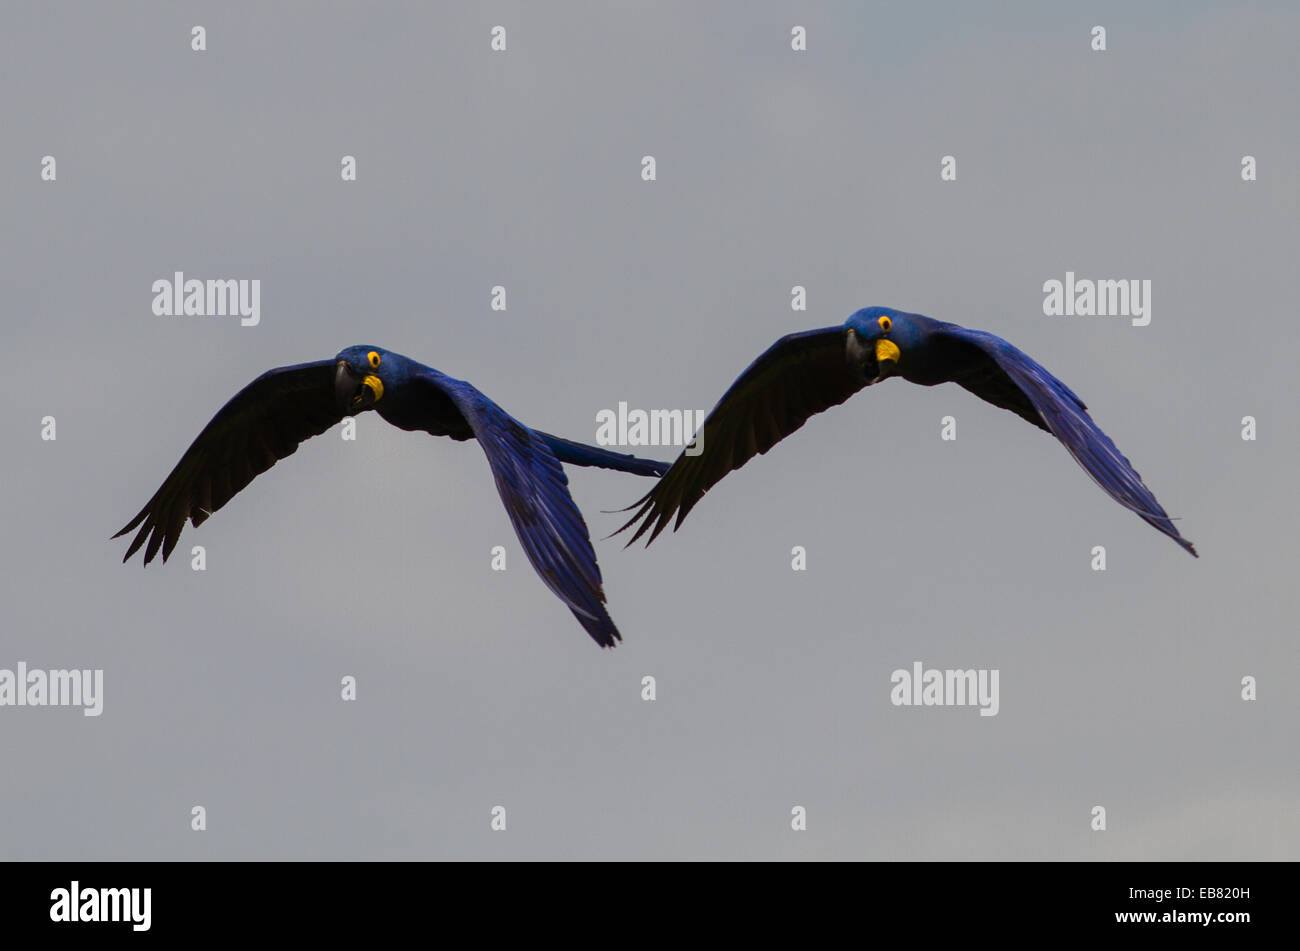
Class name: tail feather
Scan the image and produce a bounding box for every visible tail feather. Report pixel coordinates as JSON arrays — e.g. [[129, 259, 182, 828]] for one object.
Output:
[[536, 431, 669, 477]]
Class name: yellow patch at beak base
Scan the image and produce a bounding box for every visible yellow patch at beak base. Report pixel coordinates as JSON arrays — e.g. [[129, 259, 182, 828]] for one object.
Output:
[[362, 374, 384, 402], [875, 338, 901, 365]]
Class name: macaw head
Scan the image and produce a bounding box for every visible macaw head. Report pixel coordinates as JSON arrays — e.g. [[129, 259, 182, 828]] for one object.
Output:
[[844, 306, 924, 383], [334, 345, 406, 414]]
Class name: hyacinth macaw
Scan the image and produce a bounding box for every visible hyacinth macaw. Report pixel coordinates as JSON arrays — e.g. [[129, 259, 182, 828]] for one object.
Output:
[[616, 307, 1196, 556], [117, 346, 670, 647]]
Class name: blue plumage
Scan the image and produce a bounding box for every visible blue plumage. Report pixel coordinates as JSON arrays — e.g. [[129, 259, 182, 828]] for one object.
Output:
[[116, 347, 670, 647], [616, 307, 1196, 556]]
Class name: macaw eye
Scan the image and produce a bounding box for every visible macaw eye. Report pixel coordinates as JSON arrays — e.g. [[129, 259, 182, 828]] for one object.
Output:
[[878, 316, 892, 332], [368, 351, 381, 368]]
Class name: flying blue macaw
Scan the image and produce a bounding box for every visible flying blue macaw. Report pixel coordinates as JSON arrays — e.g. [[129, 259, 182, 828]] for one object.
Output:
[[116, 346, 670, 647], [616, 307, 1196, 556]]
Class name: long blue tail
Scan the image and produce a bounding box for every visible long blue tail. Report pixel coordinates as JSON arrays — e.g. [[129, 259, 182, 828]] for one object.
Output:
[[537, 431, 669, 477]]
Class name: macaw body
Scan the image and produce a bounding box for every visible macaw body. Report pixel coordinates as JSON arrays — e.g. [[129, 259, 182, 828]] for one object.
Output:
[[617, 307, 1196, 557], [117, 346, 669, 647]]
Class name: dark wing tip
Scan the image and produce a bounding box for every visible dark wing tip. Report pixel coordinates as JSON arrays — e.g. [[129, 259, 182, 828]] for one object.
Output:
[[570, 605, 622, 648], [119, 522, 153, 564], [603, 490, 659, 545], [611, 500, 660, 549], [113, 508, 148, 540], [601, 485, 655, 520]]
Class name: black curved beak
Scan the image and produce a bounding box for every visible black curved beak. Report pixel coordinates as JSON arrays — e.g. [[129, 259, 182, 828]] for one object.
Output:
[[335, 361, 380, 414], [868, 358, 898, 385], [868, 339, 901, 385]]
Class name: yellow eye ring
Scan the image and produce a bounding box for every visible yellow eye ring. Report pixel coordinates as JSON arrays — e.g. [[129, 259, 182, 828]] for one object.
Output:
[[367, 351, 381, 368], [878, 316, 892, 332]]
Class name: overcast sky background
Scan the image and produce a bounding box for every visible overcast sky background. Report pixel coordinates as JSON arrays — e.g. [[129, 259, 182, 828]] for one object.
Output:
[[2, 2, 1297, 860]]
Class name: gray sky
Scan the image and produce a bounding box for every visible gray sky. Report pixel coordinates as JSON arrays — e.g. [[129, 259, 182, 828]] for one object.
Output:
[[1, 1, 1296, 860]]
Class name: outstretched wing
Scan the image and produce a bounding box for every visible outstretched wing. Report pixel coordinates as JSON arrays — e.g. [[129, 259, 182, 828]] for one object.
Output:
[[614, 327, 868, 546], [934, 323, 1197, 556], [410, 367, 624, 647], [115, 361, 343, 564]]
